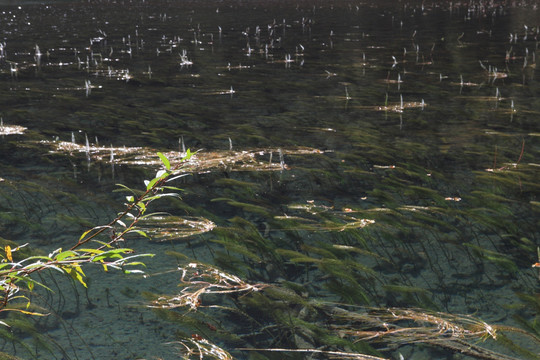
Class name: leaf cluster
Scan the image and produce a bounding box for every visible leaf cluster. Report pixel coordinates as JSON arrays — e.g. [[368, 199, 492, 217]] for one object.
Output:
[[0, 151, 192, 320]]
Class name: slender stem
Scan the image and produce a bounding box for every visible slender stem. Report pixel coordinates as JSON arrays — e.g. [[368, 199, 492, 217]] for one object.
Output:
[[71, 156, 188, 251]]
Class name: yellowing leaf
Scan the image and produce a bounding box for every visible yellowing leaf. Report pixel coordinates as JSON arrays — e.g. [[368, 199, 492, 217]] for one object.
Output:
[[68, 267, 87, 288], [5, 246, 12, 262], [2, 308, 49, 316], [75, 265, 86, 276]]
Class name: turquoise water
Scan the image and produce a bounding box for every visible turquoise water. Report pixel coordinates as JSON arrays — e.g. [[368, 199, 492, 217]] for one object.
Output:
[[0, 0, 538, 359]]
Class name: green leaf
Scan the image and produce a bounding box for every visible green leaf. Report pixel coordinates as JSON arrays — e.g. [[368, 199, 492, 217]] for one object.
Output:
[[79, 226, 111, 242], [20, 255, 54, 262], [93, 254, 123, 262], [123, 261, 147, 267], [161, 185, 184, 191], [157, 152, 171, 170], [183, 149, 193, 161], [145, 170, 169, 191], [78, 248, 105, 255], [92, 240, 113, 248], [126, 195, 135, 203], [145, 177, 160, 191], [91, 248, 134, 262], [136, 202, 146, 213], [23, 263, 64, 274], [55, 250, 79, 261], [104, 248, 134, 255]]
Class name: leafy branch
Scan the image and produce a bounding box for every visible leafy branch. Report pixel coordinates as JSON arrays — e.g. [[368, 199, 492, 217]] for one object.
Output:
[[0, 150, 193, 318]]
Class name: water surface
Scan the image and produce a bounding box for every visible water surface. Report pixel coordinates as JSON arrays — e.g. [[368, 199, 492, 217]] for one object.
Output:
[[0, 1, 538, 359]]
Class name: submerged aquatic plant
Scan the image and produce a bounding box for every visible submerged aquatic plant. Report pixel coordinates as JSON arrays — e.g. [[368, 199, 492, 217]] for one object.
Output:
[[148, 258, 539, 360], [40, 137, 325, 174], [148, 262, 268, 311], [0, 2, 538, 359], [138, 215, 216, 241], [173, 337, 233, 360]]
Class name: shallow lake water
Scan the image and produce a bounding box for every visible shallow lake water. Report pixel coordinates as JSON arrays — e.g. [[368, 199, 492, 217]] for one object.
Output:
[[0, 0, 539, 359]]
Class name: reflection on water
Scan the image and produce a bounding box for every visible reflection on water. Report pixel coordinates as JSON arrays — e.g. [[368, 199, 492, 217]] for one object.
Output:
[[0, 0, 539, 359]]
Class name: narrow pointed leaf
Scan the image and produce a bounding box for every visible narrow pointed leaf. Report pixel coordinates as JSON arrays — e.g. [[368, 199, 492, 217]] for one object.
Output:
[[157, 152, 171, 170]]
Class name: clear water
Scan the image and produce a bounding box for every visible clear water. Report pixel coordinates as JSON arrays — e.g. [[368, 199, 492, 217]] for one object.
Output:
[[0, 0, 538, 359]]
